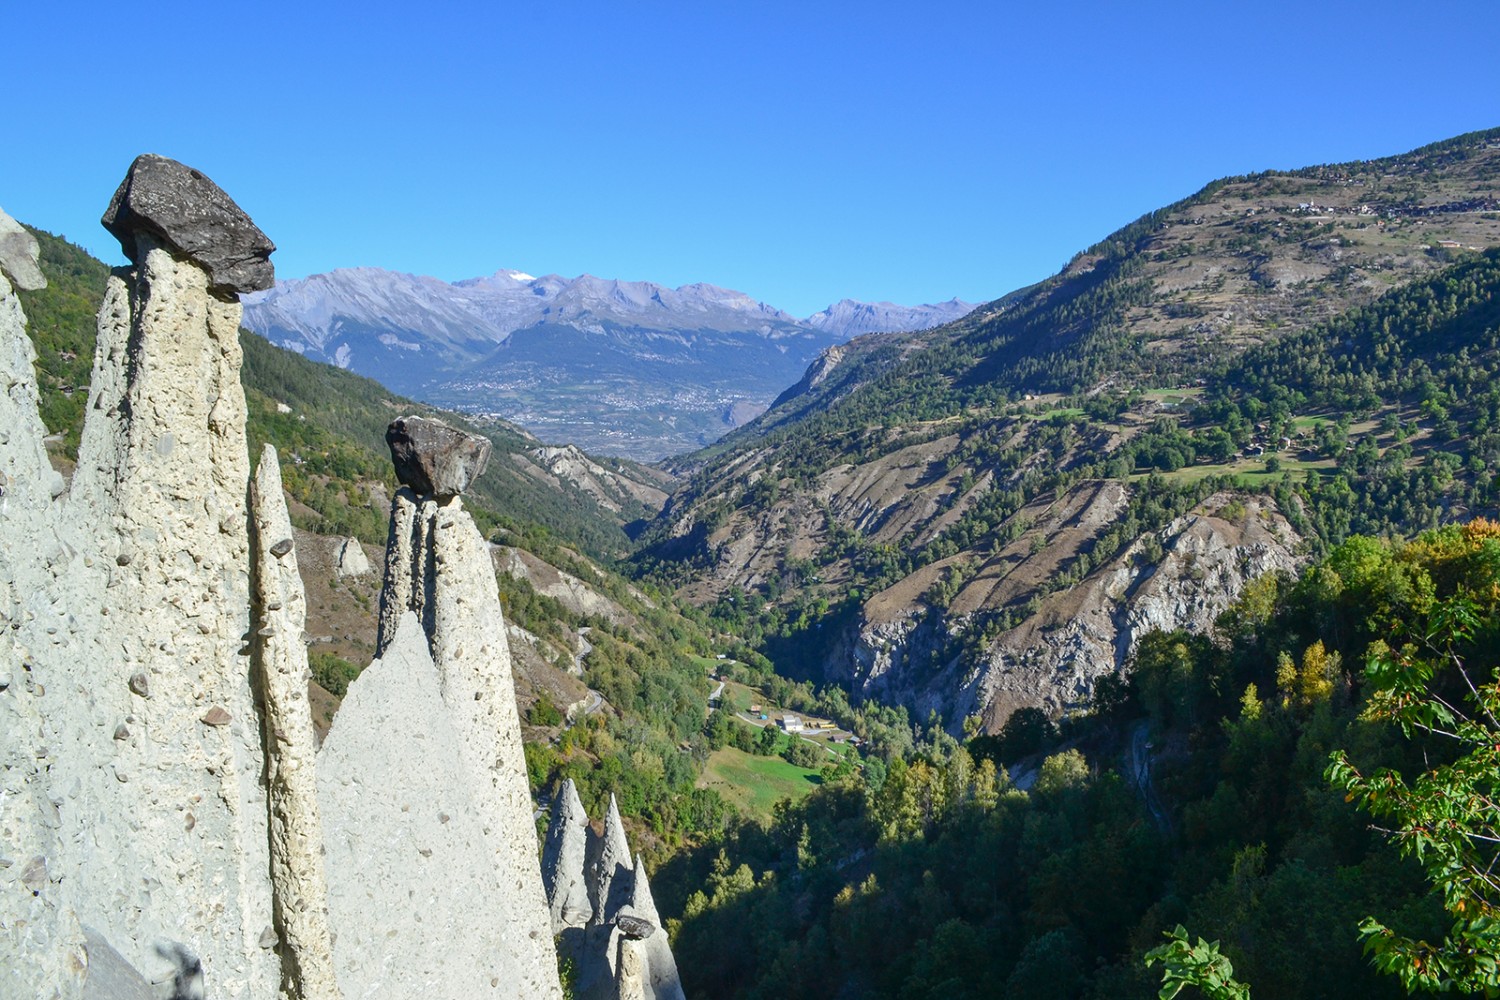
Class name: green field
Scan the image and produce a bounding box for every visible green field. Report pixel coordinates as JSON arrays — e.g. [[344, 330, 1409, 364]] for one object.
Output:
[[1132, 453, 1337, 487], [698, 747, 823, 822]]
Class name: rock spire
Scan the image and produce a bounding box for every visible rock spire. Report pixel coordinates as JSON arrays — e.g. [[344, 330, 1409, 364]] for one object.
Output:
[[542, 793, 687, 999], [251, 446, 340, 1000], [542, 777, 594, 930], [2, 158, 569, 1000], [2, 160, 281, 996], [376, 415, 561, 997]]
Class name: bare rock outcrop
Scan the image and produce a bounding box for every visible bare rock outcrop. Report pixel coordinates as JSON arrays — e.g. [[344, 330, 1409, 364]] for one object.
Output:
[[250, 446, 339, 1000], [376, 448, 560, 996], [545, 795, 686, 1000], [837, 485, 1303, 731]]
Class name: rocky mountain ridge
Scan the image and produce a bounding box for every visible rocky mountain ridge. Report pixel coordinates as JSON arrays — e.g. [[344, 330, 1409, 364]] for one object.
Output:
[[643, 126, 1500, 733], [242, 266, 974, 459]]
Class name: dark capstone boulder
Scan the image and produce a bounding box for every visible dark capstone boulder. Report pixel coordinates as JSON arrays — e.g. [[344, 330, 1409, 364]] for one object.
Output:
[[614, 908, 657, 941], [101, 154, 275, 297], [386, 416, 492, 498]]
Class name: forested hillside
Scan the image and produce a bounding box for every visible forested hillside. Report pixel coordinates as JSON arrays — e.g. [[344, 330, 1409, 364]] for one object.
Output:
[[660, 522, 1500, 999], [638, 129, 1500, 733]]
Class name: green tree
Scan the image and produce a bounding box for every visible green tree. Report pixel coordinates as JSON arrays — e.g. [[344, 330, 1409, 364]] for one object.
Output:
[[1145, 925, 1251, 1000], [1326, 594, 1500, 994]]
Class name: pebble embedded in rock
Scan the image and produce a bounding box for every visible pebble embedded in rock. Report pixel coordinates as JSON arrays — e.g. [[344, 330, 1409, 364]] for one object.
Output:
[[20, 856, 47, 892], [201, 706, 232, 726], [128, 672, 149, 697], [269, 538, 293, 558], [114, 724, 130, 741]]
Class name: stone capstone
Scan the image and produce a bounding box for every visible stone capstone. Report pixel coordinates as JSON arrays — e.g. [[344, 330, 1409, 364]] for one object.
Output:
[[385, 415, 491, 497], [0, 206, 45, 291], [100, 154, 275, 296]]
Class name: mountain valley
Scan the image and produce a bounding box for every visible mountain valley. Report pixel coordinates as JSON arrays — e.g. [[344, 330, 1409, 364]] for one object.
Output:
[[242, 267, 975, 459]]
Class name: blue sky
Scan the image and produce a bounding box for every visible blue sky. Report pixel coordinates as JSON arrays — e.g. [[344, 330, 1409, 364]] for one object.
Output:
[[4, 1, 1498, 316]]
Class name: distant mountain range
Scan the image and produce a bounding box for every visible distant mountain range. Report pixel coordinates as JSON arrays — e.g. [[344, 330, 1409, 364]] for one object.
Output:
[[241, 269, 973, 459]]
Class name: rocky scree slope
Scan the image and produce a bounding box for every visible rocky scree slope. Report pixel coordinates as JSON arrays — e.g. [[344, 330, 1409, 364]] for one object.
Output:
[[642, 127, 1500, 732]]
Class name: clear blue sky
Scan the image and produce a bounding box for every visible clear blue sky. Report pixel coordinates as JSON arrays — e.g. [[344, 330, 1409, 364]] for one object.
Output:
[[4, 1, 1498, 316]]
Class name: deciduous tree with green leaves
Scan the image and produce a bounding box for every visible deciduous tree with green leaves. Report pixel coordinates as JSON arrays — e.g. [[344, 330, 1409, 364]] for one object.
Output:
[[1327, 592, 1500, 994]]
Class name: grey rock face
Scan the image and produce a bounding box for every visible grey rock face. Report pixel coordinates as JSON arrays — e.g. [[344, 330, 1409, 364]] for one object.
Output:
[[385, 415, 492, 497], [319, 611, 557, 999], [101, 154, 275, 296], [376, 490, 562, 997], [0, 206, 45, 291], [542, 778, 593, 930]]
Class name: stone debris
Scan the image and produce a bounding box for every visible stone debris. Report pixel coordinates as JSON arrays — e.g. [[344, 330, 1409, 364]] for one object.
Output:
[[385, 415, 492, 497], [543, 796, 686, 1000], [101, 153, 276, 296]]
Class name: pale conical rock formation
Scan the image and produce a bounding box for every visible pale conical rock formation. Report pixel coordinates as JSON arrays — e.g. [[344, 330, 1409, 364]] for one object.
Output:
[[332, 535, 370, 578], [377, 488, 562, 998], [0, 221, 281, 995], [629, 856, 685, 1000], [590, 794, 634, 929], [50, 234, 277, 997], [550, 797, 687, 999], [2, 161, 569, 1000], [541, 777, 593, 930], [250, 446, 340, 1000], [317, 611, 555, 998]]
